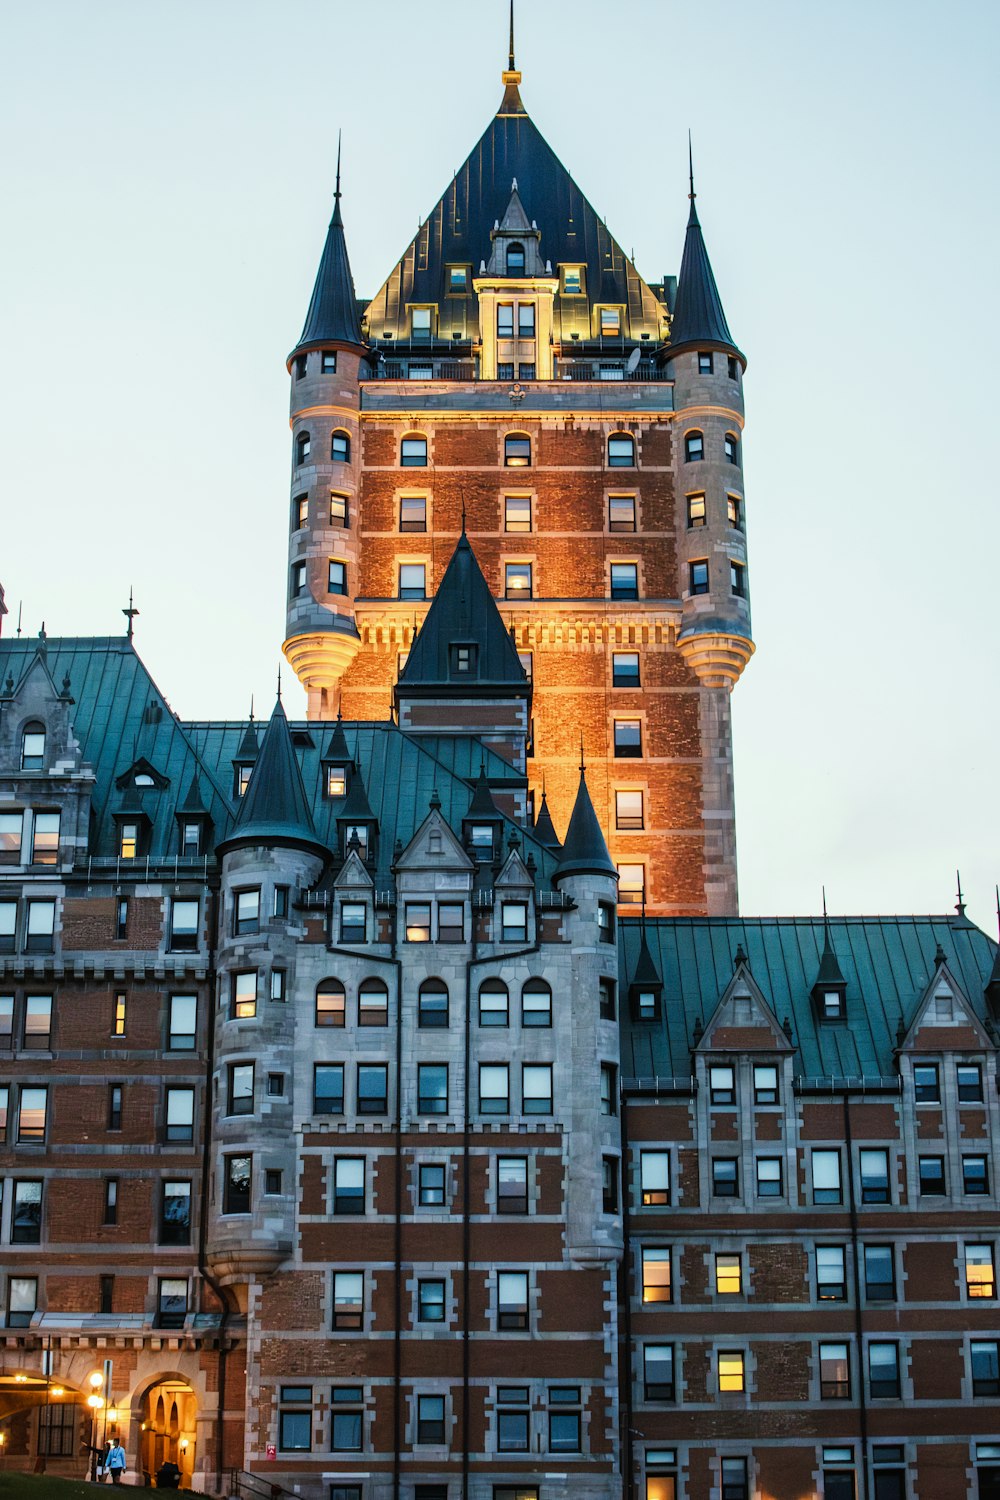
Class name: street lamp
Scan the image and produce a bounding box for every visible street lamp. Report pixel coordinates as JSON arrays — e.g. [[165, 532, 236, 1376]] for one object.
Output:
[[87, 1393, 104, 1482]]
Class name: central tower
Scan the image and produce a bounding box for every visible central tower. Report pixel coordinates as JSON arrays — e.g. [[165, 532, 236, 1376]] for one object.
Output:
[[282, 37, 753, 917]]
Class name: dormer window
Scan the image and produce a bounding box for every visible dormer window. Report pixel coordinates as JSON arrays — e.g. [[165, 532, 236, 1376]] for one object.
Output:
[[822, 990, 845, 1021], [21, 725, 45, 771], [326, 765, 347, 798], [635, 990, 658, 1022], [181, 822, 201, 856], [134, 773, 156, 787], [411, 307, 433, 340], [345, 824, 368, 859], [599, 307, 621, 336], [235, 764, 253, 798], [448, 266, 469, 293], [469, 825, 494, 859], [450, 644, 477, 675], [119, 823, 139, 860], [561, 266, 584, 296], [506, 243, 525, 275]]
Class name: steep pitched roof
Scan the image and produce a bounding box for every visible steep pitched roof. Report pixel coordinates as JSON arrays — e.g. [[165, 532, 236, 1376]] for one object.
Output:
[[668, 194, 740, 356], [397, 532, 528, 692], [532, 791, 561, 850], [465, 765, 504, 822], [363, 85, 665, 342], [553, 770, 617, 882], [292, 148, 365, 357], [220, 698, 325, 856]]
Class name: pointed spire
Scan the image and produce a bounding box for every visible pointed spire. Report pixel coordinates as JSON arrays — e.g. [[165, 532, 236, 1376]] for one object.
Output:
[[953, 869, 975, 927], [498, 0, 525, 116], [123, 587, 139, 641], [292, 137, 365, 357], [985, 886, 1000, 1015], [177, 770, 209, 817], [669, 147, 740, 357], [508, 0, 516, 70], [235, 713, 260, 763], [466, 764, 504, 823], [221, 698, 324, 856], [631, 932, 662, 990], [321, 713, 352, 764], [553, 768, 617, 883], [338, 758, 376, 825], [532, 789, 561, 851], [814, 893, 847, 990]]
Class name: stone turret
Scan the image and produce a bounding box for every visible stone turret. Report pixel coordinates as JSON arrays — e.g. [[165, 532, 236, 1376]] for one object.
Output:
[[283, 143, 369, 717]]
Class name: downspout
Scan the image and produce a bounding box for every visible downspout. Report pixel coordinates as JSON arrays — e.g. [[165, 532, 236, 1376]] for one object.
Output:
[[619, 1093, 636, 1500], [462, 931, 541, 1500], [843, 1094, 870, 1500]]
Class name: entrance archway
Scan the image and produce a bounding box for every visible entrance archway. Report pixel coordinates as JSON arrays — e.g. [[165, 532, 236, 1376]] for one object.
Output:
[[138, 1377, 196, 1489]]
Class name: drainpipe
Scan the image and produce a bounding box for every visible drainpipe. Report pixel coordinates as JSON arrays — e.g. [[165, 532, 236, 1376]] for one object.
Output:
[[842, 1094, 870, 1500], [619, 1095, 636, 1500]]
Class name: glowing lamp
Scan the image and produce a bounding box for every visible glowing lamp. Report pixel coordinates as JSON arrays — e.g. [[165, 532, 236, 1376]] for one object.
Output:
[[88, 1371, 104, 1390], [107, 1406, 118, 1423], [14, 1374, 27, 1384], [87, 1395, 102, 1410], [51, 1386, 64, 1397]]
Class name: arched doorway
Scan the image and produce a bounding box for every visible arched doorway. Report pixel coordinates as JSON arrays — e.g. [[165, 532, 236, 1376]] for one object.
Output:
[[138, 1377, 196, 1488]]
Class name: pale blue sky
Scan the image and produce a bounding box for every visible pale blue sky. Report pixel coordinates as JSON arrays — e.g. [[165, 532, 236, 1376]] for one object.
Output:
[[1, 1, 998, 926]]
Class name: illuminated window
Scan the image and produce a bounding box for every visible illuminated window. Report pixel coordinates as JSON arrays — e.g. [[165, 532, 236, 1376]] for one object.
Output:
[[20, 725, 45, 770], [684, 430, 703, 462], [642, 1246, 671, 1303], [517, 303, 535, 338], [330, 492, 348, 526], [600, 306, 621, 335], [411, 307, 432, 339], [0, 811, 23, 856], [612, 651, 640, 687], [113, 991, 127, 1037], [295, 431, 311, 465], [316, 979, 346, 1027], [358, 979, 388, 1026], [119, 822, 138, 859], [506, 242, 525, 274], [617, 863, 645, 904], [730, 560, 747, 597], [31, 813, 59, 865], [611, 562, 639, 599], [689, 560, 709, 595], [724, 432, 740, 465], [522, 1063, 552, 1114], [328, 560, 347, 595], [505, 495, 532, 532], [716, 1253, 742, 1295], [727, 493, 743, 529], [561, 265, 584, 295], [321, 350, 337, 373], [498, 303, 515, 337], [640, 1151, 669, 1206], [505, 433, 531, 467], [232, 971, 257, 1020], [817, 1245, 847, 1300], [756, 1157, 782, 1197], [820, 1342, 851, 1399], [718, 1350, 745, 1392], [400, 495, 427, 532], [609, 494, 636, 531], [608, 434, 635, 467], [966, 1244, 996, 1299], [334, 1271, 363, 1329], [614, 719, 642, 757], [331, 430, 350, 462], [405, 903, 431, 943], [698, 351, 714, 374], [505, 562, 532, 598], [401, 435, 427, 467], [399, 563, 427, 600], [448, 265, 469, 293], [616, 789, 644, 830]]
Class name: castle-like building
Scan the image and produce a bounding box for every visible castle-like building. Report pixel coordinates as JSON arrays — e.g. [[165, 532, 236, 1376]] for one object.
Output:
[[1, 27, 999, 1500]]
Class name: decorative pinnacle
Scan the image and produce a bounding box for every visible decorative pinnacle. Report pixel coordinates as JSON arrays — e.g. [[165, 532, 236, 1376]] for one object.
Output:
[[249, 694, 255, 724], [335, 130, 342, 202], [508, 0, 515, 70], [955, 869, 966, 919], [688, 130, 696, 200], [277, 666, 283, 703], [123, 587, 139, 641], [579, 735, 586, 775]]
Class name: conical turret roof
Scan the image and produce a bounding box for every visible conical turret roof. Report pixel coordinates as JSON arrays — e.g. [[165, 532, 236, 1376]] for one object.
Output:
[[553, 770, 617, 882], [631, 933, 663, 989], [669, 193, 740, 357], [322, 715, 352, 764], [292, 147, 365, 356], [465, 765, 504, 823], [177, 771, 209, 817], [397, 532, 527, 691], [813, 911, 847, 991], [220, 698, 325, 856], [337, 760, 376, 824], [234, 719, 259, 762], [532, 790, 561, 850]]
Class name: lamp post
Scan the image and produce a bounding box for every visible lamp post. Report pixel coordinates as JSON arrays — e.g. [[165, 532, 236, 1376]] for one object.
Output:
[[87, 1371, 105, 1482]]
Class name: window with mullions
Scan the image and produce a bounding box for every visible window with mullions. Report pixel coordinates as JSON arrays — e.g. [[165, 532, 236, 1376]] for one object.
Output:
[[724, 432, 740, 464], [399, 494, 427, 532], [869, 1341, 901, 1398], [504, 494, 532, 532], [912, 1062, 940, 1102], [602, 1154, 619, 1212], [314, 1063, 344, 1115], [399, 563, 427, 600], [728, 493, 744, 530], [872, 1446, 907, 1500], [684, 430, 703, 462], [223, 1154, 251, 1215], [718, 1349, 745, 1393], [438, 903, 463, 942], [756, 1156, 783, 1197], [316, 979, 345, 1027], [730, 560, 747, 597], [608, 434, 635, 468], [497, 1155, 527, 1214], [12, 1180, 42, 1243], [753, 1064, 779, 1104], [234, 888, 260, 936], [646, 1452, 679, 1500], [160, 1180, 191, 1245], [333, 1271, 364, 1330], [333, 1157, 365, 1215], [716, 1253, 742, 1295], [502, 902, 528, 943], [165, 1086, 194, 1143], [401, 435, 427, 467], [600, 306, 621, 336], [689, 559, 709, 595], [686, 492, 706, 528], [522, 1063, 552, 1115], [817, 1245, 847, 1301], [864, 1244, 895, 1301], [358, 978, 388, 1025], [965, 1154, 990, 1195], [358, 1062, 388, 1115], [418, 1063, 448, 1115], [860, 1148, 890, 1204], [698, 351, 714, 374], [497, 1386, 530, 1452], [340, 901, 366, 943], [505, 433, 531, 467], [709, 1065, 736, 1105], [479, 979, 509, 1027], [548, 1387, 581, 1452], [227, 1063, 254, 1117], [599, 978, 616, 1019], [615, 789, 644, 830], [417, 1278, 446, 1323], [25, 900, 55, 952], [231, 971, 257, 1020], [518, 303, 536, 337], [612, 651, 640, 687], [0, 812, 23, 857], [505, 562, 532, 598], [328, 559, 348, 595], [321, 350, 337, 373], [278, 1387, 312, 1452], [506, 243, 525, 274], [609, 494, 636, 531], [418, 1163, 446, 1207], [23, 995, 51, 1050], [820, 1341, 851, 1399], [712, 1158, 738, 1197], [416, 1393, 446, 1445], [21, 724, 46, 770], [918, 1155, 945, 1195], [822, 1450, 857, 1500], [168, 993, 197, 1051], [972, 1340, 1000, 1396], [721, 1458, 749, 1500], [640, 1151, 670, 1206], [614, 719, 642, 758], [641, 1246, 671, 1303], [522, 979, 551, 1027], [813, 1149, 842, 1204], [418, 979, 449, 1027], [17, 1087, 46, 1143], [966, 1243, 996, 1299], [108, 1083, 123, 1130], [611, 562, 639, 599], [498, 1270, 529, 1330], [295, 431, 311, 465], [31, 812, 59, 865], [156, 1276, 188, 1329], [958, 1063, 984, 1101]]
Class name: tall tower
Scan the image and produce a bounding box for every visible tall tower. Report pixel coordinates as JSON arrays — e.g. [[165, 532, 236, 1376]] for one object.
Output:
[[282, 37, 753, 916], [282, 146, 368, 718]]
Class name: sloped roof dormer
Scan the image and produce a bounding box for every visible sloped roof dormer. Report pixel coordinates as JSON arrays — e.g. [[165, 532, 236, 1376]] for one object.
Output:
[[697, 959, 794, 1056], [899, 956, 993, 1053]]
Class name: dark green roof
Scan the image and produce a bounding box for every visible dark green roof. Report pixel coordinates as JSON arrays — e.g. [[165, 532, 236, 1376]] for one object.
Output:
[[532, 791, 561, 850], [619, 915, 999, 1081], [220, 698, 324, 856], [668, 197, 740, 357], [397, 532, 528, 693], [292, 158, 365, 357], [553, 769, 616, 882], [465, 766, 504, 822]]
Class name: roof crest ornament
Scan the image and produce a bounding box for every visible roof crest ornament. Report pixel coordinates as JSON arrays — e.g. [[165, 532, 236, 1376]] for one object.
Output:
[[688, 129, 696, 201], [508, 0, 515, 71], [335, 130, 342, 204], [123, 587, 139, 642]]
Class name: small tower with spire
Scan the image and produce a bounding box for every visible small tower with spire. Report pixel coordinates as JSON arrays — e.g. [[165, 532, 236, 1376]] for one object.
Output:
[[283, 136, 369, 718]]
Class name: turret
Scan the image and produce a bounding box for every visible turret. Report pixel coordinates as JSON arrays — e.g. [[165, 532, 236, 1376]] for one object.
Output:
[[283, 141, 369, 718], [668, 149, 754, 692], [474, 179, 558, 380]]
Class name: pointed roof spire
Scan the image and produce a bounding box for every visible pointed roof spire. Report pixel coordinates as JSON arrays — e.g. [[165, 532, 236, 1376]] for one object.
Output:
[[669, 142, 741, 358], [220, 698, 324, 856], [177, 770, 210, 818], [396, 532, 528, 693], [553, 767, 617, 883], [337, 758, 376, 825], [291, 135, 365, 358], [813, 890, 847, 991], [234, 712, 260, 763], [953, 869, 975, 927], [508, 0, 516, 70], [631, 932, 663, 991], [321, 712, 352, 764], [465, 763, 504, 823], [498, 0, 525, 116], [532, 789, 561, 851]]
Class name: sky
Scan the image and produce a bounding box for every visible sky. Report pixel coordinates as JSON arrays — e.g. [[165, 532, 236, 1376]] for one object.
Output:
[[1, 0, 998, 928]]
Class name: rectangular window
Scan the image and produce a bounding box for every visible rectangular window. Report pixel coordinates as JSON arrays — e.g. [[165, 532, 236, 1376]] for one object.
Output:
[[119, 822, 139, 860], [964, 1155, 989, 1195], [504, 494, 532, 532], [497, 303, 515, 337], [721, 1458, 749, 1500], [165, 1086, 194, 1142], [728, 356, 740, 380], [418, 1062, 448, 1115], [226, 1063, 254, 1116], [168, 993, 197, 1051], [518, 303, 536, 337], [599, 977, 616, 1019], [334, 1157, 364, 1215], [358, 1062, 389, 1116], [160, 1180, 191, 1244], [522, 982, 551, 1028], [730, 560, 747, 597], [966, 1243, 996, 1299], [234, 888, 260, 936], [265, 1168, 282, 1195], [7, 1275, 37, 1328], [686, 491, 706, 528], [600, 306, 621, 336], [419, 1163, 446, 1207], [602, 1154, 619, 1212], [640, 1151, 670, 1206], [716, 1253, 742, 1295], [333, 1271, 364, 1330], [0, 903, 17, 954], [860, 1148, 890, 1204], [864, 1244, 896, 1301], [115, 897, 129, 940], [611, 562, 639, 599], [641, 1246, 672, 1303], [820, 1341, 851, 1398], [562, 266, 583, 294], [157, 1277, 188, 1328], [599, 900, 617, 941], [330, 491, 348, 526], [712, 1158, 738, 1197], [416, 1394, 446, 1445], [232, 971, 257, 1019], [614, 719, 642, 758], [608, 494, 637, 533], [437, 902, 464, 943], [958, 1063, 984, 1102], [502, 902, 528, 942], [418, 1279, 446, 1323], [294, 493, 308, 529], [718, 1350, 745, 1393], [813, 1149, 843, 1204], [817, 1245, 847, 1300], [406, 902, 432, 942], [25, 900, 55, 952], [823, 1463, 856, 1500], [411, 307, 432, 339], [399, 563, 427, 600], [0, 997, 13, 1050], [497, 1389, 529, 1452], [756, 1156, 783, 1197], [479, 983, 508, 1027], [522, 1063, 552, 1115], [104, 1176, 119, 1226], [710, 1065, 736, 1105], [17, 1087, 46, 1142], [498, 1271, 529, 1330], [399, 494, 427, 532], [340, 901, 366, 942], [278, 1389, 312, 1452], [358, 982, 387, 1025], [615, 789, 644, 830], [326, 763, 347, 798], [449, 266, 469, 293], [0, 812, 24, 857], [498, 1155, 527, 1214], [727, 493, 744, 530], [181, 821, 201, 856], [913, 1062, 940, 1101], [548, 1387, 581, 1453], [688, 559, 709, 595], [12, 1180, 42, 1243], [869, 1341, 901, 1398], [108, 1083, 123, 1130], [23, 995, 52, 1049], [328, 560, 347, 595], [753, 1064, 778, 1104], [223, 1155, 251, 1214], [497, 361, 515, 381], [698, 351, 714, 374], [321, 350, 337, 373], [505, 562, 532, 598], [612, 651, 640, 687], [972, 1340, 1000, 1396], [918, 1155, 945, 1195], [31, 812, 59, 865], [600, 1062, 617, 1116]]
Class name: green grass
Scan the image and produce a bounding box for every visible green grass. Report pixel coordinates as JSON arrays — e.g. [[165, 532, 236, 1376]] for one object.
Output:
[[0, 1475, 104, 1500]]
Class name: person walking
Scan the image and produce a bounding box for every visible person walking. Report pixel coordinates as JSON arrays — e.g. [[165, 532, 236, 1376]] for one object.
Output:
[[105, 1438, 127, 1486]]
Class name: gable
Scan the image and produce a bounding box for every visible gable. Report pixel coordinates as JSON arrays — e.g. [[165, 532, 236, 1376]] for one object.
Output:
[[698, 964, 792, 1054], [395, 808, 473, 874], [902, 964, 991, 1052]]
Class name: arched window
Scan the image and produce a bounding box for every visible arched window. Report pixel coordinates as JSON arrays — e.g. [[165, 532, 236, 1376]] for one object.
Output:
[[331, 430, 350, 463], [418, 979, 449, 1029], [21, 723, 45, 771], [506, 242, 525, 275], [608, 434, 636, 468], [316, 979, 346, 1028], [504, 432, 531, 468], [295, 430, 311, 465], [401, 433, 428, 467], [479, 978, 509, 1027], [684, 430, 704, 463], [521, 979, 552, 1028], [358, 978, 389, 1027], [724, 432, 740, 465]]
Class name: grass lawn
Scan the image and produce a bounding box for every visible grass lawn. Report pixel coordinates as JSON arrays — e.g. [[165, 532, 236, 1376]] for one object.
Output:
[[0, 1478, 207, 1499]]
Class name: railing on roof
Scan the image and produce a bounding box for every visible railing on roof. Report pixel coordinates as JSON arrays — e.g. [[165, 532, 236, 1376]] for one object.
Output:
[[558, 360, 668, 382], [83, 854, 213, 883], [793, 1074, 901, 1095], [537, 890, 575, 909], [623, 1075, 698, 1097]]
